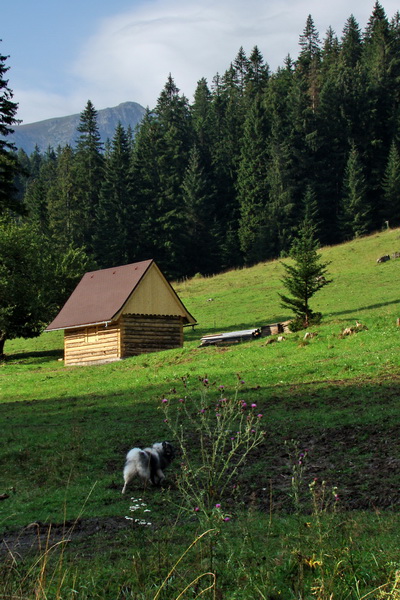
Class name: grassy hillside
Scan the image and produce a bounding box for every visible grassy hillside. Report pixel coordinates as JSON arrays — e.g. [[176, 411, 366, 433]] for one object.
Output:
[[1, 228, 400, 599]]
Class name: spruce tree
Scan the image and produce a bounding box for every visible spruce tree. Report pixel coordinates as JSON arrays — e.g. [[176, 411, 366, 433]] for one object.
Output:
[[302, 184, 321, 236], [264, 61, 297, 257], [320, 27, 340, 75], [46, 145, 79, 249], [129, 109, 162, 262], [362, 3, 393, 219], [340, 143, 370, 239], [0, 43, 23, 215], [154, 76, 192, 277], [181, 145, 219, 275], [191, 77, 215, 172], [313, 68, 347, 244], [245, 46, 269, 98], [94, 123, 133, 267], [340, 15, 363, 68], [23, 147, 57, 233], [131, 76, 192, 278], [382, 140, 400, 227], [297, 14, 321, 112], [237, 93, 270, 265], [279, 217, 331, 330], [266, 133, 296, 258], [73, 100, 104, 250]]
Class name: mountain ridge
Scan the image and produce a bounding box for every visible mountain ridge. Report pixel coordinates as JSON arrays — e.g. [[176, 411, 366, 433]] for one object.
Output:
[[11, 101, 146, 154]]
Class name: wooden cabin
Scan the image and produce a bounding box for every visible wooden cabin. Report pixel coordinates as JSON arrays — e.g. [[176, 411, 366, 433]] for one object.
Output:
[[45, 260, 197, 366]]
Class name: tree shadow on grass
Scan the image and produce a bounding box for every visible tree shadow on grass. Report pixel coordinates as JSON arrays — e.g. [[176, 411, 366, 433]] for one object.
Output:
[[3, 349, 64, 364], [329, 298, 400, 317]]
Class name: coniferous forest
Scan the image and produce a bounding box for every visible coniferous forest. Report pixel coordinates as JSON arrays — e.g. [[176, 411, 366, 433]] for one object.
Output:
[[6, 3, 400, 284]]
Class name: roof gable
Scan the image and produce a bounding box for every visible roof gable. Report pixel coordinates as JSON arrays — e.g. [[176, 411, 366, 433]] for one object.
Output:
[[46, 260, 196, 331]]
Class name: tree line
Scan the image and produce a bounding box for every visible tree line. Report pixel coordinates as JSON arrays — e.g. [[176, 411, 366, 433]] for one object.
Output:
[[1, 2, 400, 351], [13, 3, 400, 280]]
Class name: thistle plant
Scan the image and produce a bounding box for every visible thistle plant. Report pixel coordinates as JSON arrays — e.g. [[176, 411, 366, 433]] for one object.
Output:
[[161, 375, 265, 523]]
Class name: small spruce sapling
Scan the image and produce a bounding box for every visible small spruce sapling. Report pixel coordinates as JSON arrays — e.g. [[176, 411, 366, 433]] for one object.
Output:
[[279, 216, 331, 330]]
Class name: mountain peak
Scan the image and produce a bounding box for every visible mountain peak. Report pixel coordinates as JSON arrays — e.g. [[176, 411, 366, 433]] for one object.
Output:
[[11, 101, 146, 154]]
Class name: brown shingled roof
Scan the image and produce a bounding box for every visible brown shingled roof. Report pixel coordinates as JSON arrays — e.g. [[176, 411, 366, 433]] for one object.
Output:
[[46, 260, 154, 331]]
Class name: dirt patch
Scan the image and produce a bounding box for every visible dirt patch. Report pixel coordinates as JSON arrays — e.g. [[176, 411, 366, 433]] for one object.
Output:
[[256, 423, 400, 511], [0, 517, 130, 559]]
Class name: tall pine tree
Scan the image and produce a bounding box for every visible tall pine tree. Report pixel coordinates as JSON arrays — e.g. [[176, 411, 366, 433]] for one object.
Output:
[[237, 93, 270, 265], [94, 123, 133, 267], [340, 143, 370, 239], [0, 43, 23, 215], [73, 100, 104, 250], [382, 140, 400, 227]]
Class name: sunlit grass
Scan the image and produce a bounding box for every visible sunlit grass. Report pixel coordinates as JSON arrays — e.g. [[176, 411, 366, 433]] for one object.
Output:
[[1, 228, 400, 599]]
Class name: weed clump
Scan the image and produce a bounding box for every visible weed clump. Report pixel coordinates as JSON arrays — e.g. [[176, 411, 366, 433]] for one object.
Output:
[[162, 375, 265, 523]]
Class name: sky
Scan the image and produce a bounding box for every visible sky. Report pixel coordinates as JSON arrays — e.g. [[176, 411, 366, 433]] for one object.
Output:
[[2, 0, 400, 125]]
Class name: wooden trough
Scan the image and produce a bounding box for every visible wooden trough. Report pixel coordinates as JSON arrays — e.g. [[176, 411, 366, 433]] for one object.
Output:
[[200, 322, 288, 347]]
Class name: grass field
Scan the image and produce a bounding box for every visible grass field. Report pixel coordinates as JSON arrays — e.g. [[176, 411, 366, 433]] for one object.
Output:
[[1, 228, 400, 599]]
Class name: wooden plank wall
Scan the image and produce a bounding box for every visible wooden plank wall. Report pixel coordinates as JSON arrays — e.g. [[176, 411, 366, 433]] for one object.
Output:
[[120, 314, 183, 357], [64, 324, 120, 365]]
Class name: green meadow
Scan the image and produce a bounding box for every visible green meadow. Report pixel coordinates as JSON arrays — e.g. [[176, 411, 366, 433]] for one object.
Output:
[[1, 228, 400, 599]]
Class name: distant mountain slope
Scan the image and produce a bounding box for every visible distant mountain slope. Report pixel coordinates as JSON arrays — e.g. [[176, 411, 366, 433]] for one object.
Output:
[[11, 101, 146, 154]]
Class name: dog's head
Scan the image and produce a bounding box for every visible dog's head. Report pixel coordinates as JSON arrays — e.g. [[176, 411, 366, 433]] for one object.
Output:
[[159, 441, 175, 463]]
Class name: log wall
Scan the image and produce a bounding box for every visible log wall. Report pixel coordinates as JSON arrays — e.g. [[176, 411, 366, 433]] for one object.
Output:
[[63, 314, 184, 365], [64, 324, 120, 366], [120, 314, 183, 357]]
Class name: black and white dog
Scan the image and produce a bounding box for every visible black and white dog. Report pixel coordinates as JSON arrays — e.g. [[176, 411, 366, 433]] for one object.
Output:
[[122, 442, 175, 494]]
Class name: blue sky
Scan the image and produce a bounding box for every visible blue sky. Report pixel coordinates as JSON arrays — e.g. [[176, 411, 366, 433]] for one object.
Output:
[[2, 0, 400, 124]]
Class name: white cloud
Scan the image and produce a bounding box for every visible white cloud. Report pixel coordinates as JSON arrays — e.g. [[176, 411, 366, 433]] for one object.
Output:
[[72, 0, 400, 110], [14, 88, 84, 125], [70, 0, 304, 109], [15, 0, 400, 123]]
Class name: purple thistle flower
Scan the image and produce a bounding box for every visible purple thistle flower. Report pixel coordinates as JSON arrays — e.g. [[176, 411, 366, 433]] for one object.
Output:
[[215, 503, 221, 508], [257, 413, 263, 419], [162, 398, 168, 404], [241, 402, 247, 408], [223, 517, 230, 522], [251, 403, 257, 408], [194, 507, 200, 512]]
